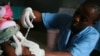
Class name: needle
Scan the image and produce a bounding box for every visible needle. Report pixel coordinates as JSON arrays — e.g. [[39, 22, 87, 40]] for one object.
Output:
[[25, 18, 34, 38]]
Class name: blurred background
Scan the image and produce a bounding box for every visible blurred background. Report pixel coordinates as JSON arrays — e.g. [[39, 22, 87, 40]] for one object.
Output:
[[10, 0, 85, 19]]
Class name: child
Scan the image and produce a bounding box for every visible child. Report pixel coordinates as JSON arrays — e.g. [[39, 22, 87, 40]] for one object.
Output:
[[0, 1, 41, 56]]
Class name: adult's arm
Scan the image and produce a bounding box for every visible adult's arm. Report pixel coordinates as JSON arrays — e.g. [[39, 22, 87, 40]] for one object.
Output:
[[47, 29, 59, 50], [45, 51, 72, 56]]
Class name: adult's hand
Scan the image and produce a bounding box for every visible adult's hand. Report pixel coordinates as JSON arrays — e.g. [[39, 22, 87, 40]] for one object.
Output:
[[1, 40, 16, 56], [22, 46, 35, 56], [21, 7, 36, 28], [1, 40, 35, 56], [21, 39, 45, 56]]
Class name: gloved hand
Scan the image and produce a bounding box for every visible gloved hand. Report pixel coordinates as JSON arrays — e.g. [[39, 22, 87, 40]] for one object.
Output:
[[21, 39, 45, 56], [13, 35, 22, 56], [21, 7, 36, 28]]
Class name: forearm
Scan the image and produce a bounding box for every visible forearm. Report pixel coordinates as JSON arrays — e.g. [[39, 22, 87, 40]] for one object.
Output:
[[32, 10, 42, 22], [47, 29, 59, 50], [45, 51, 72, 56]]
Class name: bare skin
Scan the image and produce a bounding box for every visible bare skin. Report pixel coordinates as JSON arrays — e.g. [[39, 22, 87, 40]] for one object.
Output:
[[32, 10, 42, 22], [0, 39, 35, 56], [71, 4, 99, 34], [45, 51, 72, 56]]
